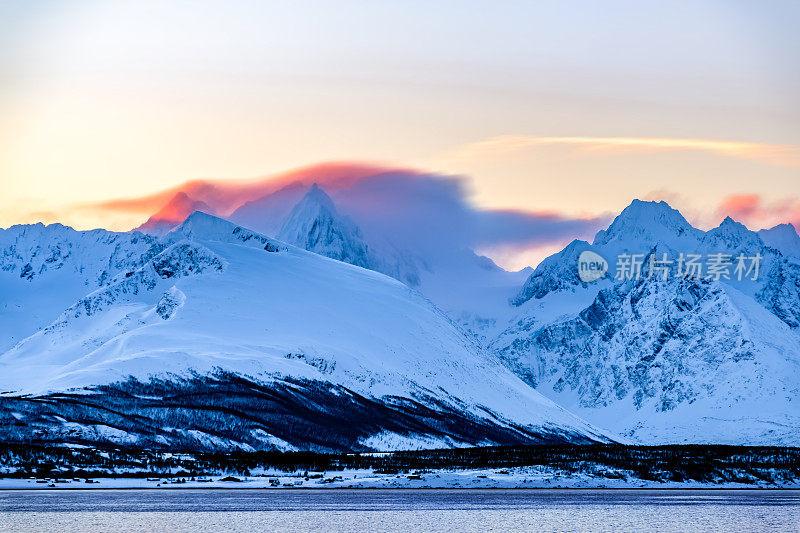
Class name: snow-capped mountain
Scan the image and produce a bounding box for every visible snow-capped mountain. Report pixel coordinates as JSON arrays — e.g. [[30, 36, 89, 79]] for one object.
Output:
[[266, 183, 525, 322], [593, 199, 704, 251], [276, 183, 421, 286], [0, 223, 164, 352], [135, 192, 216, 236], [0, 212, 610, 452], [759, 223, 800, 260], [5, 194, 796, 449], [277, 184, 373, 269], [495, 200, 800, 445]]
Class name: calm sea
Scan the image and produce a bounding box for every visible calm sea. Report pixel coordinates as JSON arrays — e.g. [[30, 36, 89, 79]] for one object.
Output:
[[1, 489, 798, 532]]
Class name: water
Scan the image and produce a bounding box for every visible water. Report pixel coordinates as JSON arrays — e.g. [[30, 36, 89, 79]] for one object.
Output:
[[1, 489, 798, 532]]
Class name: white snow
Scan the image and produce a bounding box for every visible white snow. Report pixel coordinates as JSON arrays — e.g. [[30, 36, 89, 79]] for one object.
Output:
[[759, 223, 800, 260], [0, 214, 607, 444], [1, 465, 796, 489], [496, 199, 800, 445]]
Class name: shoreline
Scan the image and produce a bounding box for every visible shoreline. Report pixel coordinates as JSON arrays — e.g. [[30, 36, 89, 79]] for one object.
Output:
[[2, 470, 798, 491], [2, 486, 800, 491]]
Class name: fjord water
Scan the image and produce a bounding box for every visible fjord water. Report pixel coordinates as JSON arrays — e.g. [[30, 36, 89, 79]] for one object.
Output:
[[1, 489, 798, 532]]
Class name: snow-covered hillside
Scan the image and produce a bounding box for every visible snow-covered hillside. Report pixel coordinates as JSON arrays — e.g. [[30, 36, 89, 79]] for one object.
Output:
[[495, 200, 800, 444], [0, 213, 610, 452], [0, 223, 164, 352], [4, 196, 797, 449], [145, 182, 523, 314]]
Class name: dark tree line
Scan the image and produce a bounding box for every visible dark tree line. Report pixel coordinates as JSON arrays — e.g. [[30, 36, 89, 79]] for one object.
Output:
[[1, 443, 798, 485]]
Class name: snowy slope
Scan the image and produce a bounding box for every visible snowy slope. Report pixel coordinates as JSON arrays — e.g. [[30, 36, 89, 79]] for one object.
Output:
[[0, 213, 610, 451], [414, 249, 531, 345], [495, 200, 800, 445], [0, 223, 164, 352]]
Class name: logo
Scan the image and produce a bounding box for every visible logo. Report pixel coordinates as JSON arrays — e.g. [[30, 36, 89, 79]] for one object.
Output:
[[577, 250, 608, 283]]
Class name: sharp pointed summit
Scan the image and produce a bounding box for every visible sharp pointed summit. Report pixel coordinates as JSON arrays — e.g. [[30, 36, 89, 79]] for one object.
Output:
[[593, 199, 701, 248], [759, 223, 800, 259], [703, 216, 763, 254], [278, 183, 372, 269]]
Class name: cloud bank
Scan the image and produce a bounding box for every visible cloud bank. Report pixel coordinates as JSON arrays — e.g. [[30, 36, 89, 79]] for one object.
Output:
[[330, 171, 608, 262], [77, 162, 608, 269]]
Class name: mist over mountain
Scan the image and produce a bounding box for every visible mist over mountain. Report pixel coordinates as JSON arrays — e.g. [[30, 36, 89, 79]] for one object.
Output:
[[127, 163, 608, 269], [229, 182, 308, 237]]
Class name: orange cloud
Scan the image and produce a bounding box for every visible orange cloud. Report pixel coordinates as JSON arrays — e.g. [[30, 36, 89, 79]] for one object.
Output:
[[76, 162, 413, 227], [445, 135, 800, 167]]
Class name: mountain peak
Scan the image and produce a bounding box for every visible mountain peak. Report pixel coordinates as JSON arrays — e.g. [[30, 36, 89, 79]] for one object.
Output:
[[593, 199, 699, 247], [300, 182, 337, 212], [702, 215, 763, 254], [771, 222, 798, 234], [276, 184, 340, 229], [171, 210, 240, 241], [719, 215, 743, 228], [170, 191, 193, 205], [630, 198, 669, 210], [278, 185, 371, 268], [170, 211, 285, 252], [174, 210, 230, 232], [760, 222, 799, 239], [711, 215, 752, 238], [617, 199, 687, 225], [511, 239, 592, 306], [759, 223, 800, 258]]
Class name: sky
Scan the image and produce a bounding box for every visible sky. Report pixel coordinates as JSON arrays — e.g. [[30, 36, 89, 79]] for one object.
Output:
[[1, 0, 798, 269]]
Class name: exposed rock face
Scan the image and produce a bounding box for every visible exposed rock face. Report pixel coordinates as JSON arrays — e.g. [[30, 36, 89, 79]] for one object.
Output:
[[499, 200, 800, 444], [277, 184, 420, 285]]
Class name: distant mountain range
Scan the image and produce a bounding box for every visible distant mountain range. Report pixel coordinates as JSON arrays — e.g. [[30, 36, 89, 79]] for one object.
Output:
[[495, 200, 800, 445], [1, 185, 798, 449]]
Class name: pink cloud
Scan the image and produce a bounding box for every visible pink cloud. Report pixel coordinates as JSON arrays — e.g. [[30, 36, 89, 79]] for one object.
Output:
[[72, 161, 607, 269], [716, 194, 800, 230]]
